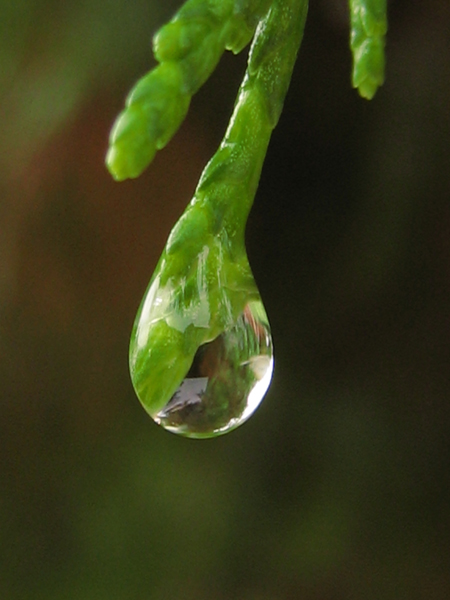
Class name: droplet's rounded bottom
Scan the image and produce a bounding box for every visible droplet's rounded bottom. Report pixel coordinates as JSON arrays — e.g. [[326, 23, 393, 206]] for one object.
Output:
[[152, 300, 273, 438]]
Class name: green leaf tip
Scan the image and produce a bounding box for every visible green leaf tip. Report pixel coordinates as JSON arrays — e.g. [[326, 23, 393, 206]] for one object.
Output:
[[349, 0, 387, 99], [105, 0, 275, 181]]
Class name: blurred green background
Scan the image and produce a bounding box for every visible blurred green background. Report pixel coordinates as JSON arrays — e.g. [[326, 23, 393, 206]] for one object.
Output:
[[1, 1, 450, 598]]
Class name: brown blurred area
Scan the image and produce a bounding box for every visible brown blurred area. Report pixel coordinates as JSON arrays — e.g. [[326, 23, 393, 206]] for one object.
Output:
[[1, 1, 450, 599]]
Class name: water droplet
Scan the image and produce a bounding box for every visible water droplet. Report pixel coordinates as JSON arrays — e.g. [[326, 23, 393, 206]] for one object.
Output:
[[153, 299, 273, 438]]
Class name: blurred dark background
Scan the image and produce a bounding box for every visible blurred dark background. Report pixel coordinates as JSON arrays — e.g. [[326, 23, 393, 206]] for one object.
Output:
[[1, 1, 450, 598]]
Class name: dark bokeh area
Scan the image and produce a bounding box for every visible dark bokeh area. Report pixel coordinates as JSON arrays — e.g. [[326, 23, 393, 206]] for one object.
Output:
[[1, 1, 450, 598]]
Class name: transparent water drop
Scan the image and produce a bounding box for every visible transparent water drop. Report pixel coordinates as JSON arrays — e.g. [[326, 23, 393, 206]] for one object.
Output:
[[153, 299, 273, 438]]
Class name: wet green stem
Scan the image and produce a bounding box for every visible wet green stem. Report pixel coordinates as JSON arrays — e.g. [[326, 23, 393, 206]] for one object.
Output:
[[128, 0, 308, 416]]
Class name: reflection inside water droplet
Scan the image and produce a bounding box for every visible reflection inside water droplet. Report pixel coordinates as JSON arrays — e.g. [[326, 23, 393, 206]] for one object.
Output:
[[153, 299, 273, 438]]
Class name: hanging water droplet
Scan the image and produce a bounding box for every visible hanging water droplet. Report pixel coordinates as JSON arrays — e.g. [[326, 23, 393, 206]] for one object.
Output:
[[152, 299, 273, 438]]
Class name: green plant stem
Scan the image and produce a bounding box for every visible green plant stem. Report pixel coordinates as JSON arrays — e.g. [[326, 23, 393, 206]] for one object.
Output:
[[129, 0, 308, 416]]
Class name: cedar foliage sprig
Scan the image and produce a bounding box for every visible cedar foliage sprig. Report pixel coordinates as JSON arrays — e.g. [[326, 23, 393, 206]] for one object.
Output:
[[106, 0, 387, 181], [106, 0, 388, 425], [127, 0, 308, 417]]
